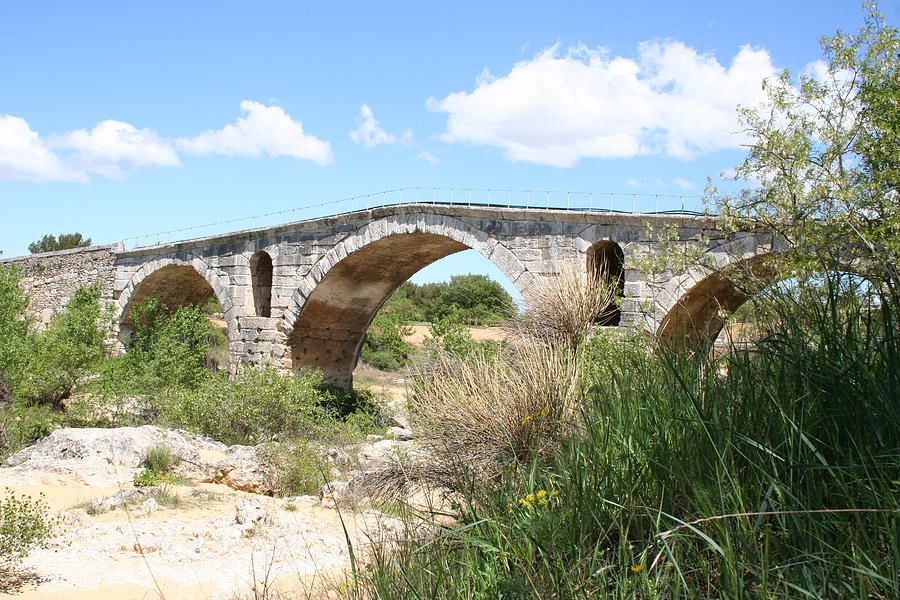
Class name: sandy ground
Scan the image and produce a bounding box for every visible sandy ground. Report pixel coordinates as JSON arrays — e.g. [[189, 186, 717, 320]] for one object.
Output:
[[402, 325, 505, 347], [1, 471, 396, 600]]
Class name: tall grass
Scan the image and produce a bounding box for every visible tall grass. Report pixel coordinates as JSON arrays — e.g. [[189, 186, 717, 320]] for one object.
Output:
[[350, 274, 899, 599]]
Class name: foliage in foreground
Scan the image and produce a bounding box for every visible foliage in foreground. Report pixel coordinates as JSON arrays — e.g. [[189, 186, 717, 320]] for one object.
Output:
[[709, 4, 899, 300], [351, 274, 899, 599]]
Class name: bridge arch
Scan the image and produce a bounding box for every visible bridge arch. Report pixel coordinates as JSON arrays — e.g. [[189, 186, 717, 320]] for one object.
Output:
[[282, 214, 531, 385], [656, 253, 776, 350], [114, 258, 238, 344]]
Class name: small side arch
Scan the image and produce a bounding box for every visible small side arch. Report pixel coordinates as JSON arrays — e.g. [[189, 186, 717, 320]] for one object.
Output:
[[656, 253, 775, 350], [114, 258, 238, 343]]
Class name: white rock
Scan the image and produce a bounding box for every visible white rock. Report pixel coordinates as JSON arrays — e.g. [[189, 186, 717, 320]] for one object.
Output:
[[235, 497, 267, 526], [140, 498, 164, 514], [320, 480, 351, 509], [387, 426, 414, 441]]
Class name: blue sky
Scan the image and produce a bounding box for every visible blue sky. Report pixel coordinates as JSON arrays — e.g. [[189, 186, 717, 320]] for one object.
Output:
[[0, 1, 889, 294]]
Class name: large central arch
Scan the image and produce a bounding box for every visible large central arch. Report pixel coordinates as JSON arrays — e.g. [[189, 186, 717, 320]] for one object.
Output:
[[283, 214, 530, 386]]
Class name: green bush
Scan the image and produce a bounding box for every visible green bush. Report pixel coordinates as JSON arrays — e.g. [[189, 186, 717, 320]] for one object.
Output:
[[143, 444, 180, 473], [156, 367, 381, 446], [133, 468, 160, 488], [425, 311, 500, 359], [0, 402, 59, 460], [425, 274, 514, 325], [361, 312, 414, 371], [15, 284, 108, 408], [0, 489, 58, 570], [111, 298, 225, 393], [0, 267, 30, 405], [0, 268, 108, 409], [260, 444, 328, 496]]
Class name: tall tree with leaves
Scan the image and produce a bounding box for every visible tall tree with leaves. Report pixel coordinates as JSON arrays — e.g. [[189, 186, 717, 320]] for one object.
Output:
[[709, 3, 899, 304], [28, 233, 92, 254]]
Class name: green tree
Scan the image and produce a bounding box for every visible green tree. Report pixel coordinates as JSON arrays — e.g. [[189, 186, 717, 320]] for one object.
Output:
[[708, 3, 899, 303], [28, 232, 92, 254], [0, 267, 30, 406], [426, 274, 514, 325], [15, 283, 109, 408]]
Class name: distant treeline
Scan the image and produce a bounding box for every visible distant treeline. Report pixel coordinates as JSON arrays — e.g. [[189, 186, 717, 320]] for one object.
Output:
[[380, 274, 514, 326]]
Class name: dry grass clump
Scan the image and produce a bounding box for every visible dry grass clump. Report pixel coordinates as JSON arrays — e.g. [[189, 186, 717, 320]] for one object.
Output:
[[510, 267, 618, 349], [408, 340, 579, 487], [370, 269, 617, 495]]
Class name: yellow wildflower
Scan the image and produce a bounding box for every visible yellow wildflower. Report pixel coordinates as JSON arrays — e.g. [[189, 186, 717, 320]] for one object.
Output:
[[630, 565, 644, 574]]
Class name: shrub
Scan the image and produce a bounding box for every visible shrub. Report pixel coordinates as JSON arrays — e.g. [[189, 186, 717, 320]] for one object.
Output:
[[156, 367, 381, 446], [133, 468, 160, 488], [361, 312, 414, 371], [143, 444, 180, 473], [0, 489, 58, 570], [353, 273, 900, 599], [114, 298, 225, 392], [425, 311, 499, 359], [14, 283, 109, 408], [0, 269, 108, 409], [408, 340, 579, 490], [425, 274, 514, 325], [0, 267, 30, 401], [0, 402, 59, 459], [260, 444, 328, 497]]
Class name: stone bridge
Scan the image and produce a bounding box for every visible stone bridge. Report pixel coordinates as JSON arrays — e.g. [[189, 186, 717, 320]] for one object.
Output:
[[2, 203, 781, 386]]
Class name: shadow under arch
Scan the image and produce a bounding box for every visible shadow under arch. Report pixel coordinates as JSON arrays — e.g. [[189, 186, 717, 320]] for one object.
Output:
[[656, 253, 777, 351], [587, 240, 625, 326], [115, 259, 237, 344], [283, 215, 530, 387]]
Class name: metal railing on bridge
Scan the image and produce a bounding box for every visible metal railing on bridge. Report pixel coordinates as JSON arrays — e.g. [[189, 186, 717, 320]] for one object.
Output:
[[121, 186, 704, 249]]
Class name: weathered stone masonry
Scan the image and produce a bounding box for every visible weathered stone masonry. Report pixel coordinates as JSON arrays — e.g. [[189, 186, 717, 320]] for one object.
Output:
[[0, 244, 122, 327], [1, 204, 781, 386]]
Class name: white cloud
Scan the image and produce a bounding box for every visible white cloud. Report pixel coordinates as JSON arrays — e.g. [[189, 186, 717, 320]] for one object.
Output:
[[349, 104, 412, 148], [626, 176, 697, 191], [428, 42, 779, 167], [49, 120, 180, 178], [419, 151, 440, 164], [178, 101, 333, 165], [0, 116, 85, 182], [672, 177, 696, 190], [0, 101, 334, 182]]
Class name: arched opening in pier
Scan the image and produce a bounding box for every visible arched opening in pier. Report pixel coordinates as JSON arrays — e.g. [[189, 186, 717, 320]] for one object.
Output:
[[250, 251, 273, 317], [587, 240, 625, 326]]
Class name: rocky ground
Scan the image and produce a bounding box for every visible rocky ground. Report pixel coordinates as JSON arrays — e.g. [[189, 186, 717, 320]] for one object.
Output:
[[0, 419, 419, 600]]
